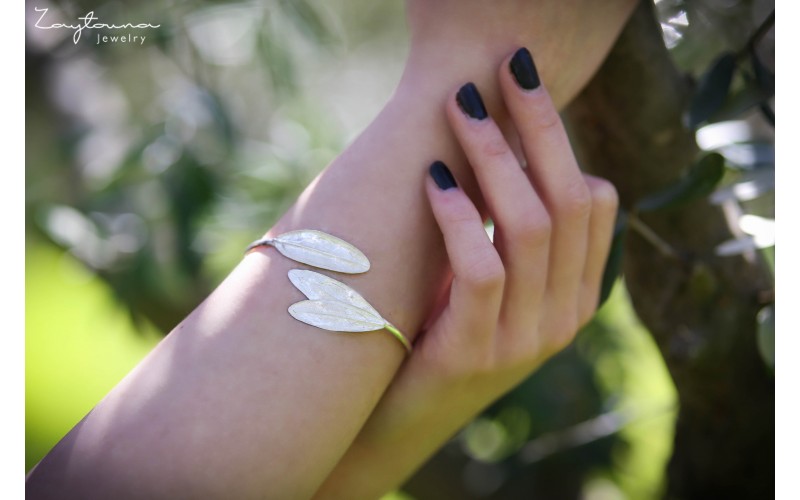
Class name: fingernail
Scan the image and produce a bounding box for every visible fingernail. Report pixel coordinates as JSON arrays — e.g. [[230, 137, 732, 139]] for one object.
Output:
[[429, 161, 457, 190], [456, 82, 488, 120], [510, 47, 540, 90]]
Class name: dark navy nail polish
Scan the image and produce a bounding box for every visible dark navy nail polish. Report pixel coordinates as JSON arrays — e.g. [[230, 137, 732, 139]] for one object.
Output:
[[510, 47, 541, 90], [429, 161, 457, 190], [456, 82, 488, 120]]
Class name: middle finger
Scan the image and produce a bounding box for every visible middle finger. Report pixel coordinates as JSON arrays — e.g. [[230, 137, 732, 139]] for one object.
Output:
[[445, 82, 551, 325]]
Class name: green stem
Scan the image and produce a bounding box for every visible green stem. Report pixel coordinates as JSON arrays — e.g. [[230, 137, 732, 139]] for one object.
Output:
[[737, 10, 775, 60], [628, 213, 682, 261], [384, 323, 412, 353]]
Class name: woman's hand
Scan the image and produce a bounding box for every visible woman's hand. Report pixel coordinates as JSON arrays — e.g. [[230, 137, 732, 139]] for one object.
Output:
[[315, 47, 619, 499]]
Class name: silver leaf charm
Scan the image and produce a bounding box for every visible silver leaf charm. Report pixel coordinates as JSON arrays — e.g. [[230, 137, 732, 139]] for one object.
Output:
[[287, 269, 411, 352], [248, 229, 370, 274], [288, 269, 376, 311], [288, 300, 386, 333]]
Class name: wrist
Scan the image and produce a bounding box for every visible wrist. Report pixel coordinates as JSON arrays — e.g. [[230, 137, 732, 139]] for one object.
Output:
[[403, 0, 639, 109]]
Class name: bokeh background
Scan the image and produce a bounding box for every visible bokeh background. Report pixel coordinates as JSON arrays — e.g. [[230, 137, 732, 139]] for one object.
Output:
[[26, 1, 773, 498]]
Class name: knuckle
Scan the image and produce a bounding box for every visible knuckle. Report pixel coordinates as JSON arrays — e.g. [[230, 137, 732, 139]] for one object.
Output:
[[555, 182, 592, 221], [506, 330, 545, 366], [507, 212, 551, 248], [546, 314, 580, 351], [446, 209, 478, 229], [550, 327, 578, 352], [462, 251, 506, 293], [438, 199, 480, 230], [588, 177, 619, 214], [527, 97, 562, 132], [480, 137, 512, 160]]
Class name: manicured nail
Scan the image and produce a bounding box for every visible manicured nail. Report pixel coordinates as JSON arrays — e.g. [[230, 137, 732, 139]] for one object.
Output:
[[510, 47, 541, 90], [456, 82, 488, 120], [429, 161, 457, 190]]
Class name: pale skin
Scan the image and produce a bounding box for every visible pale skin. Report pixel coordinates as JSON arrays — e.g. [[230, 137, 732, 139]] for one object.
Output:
[[26, 1, 635, 498], [314, 52, 620, 498]]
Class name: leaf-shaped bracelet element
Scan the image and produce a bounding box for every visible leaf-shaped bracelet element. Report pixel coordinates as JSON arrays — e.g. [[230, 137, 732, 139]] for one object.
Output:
[[247, 229, 370, 274], [287, 269, 411, 353]]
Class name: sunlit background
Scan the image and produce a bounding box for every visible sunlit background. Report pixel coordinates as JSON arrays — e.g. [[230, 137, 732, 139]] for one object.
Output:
[[26, 0, 773, 498]]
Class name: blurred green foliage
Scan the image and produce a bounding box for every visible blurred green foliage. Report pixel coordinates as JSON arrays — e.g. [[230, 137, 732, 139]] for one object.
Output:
[[26, 0, 771, 498], [27, 0, 408, 332], [403, 283, 676, 499], [25, 238, 161, 472]]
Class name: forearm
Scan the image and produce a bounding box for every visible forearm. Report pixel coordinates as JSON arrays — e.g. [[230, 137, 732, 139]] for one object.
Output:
[[314, 372, 514, 500], [25, 58, 478, 500], [24, 91, 456, 500], [26, 1, 635, 498]]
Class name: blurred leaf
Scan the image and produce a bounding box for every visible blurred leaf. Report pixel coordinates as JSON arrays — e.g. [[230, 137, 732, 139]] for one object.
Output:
[[278, 0, 332, 45], [599, 210, 627, 307], [759, 102, 775, 126], [707, 83, 770, 124], [165, 156, 218, 276], [655, 0, 687, 22], [686, 52, 737, 129], [713, 142, 774, 170], [710, 167, 774, 204], [200, 89, 235, 149], [635, 153, 725, 212], [99, 247, 198, 332], [258, 27, 297, 95], [151, 19, 175, 51], [751, 50, 775, 97], [756, 305, 774, 372], [715, 236, 758, 257], [687, 262, 717, 304]]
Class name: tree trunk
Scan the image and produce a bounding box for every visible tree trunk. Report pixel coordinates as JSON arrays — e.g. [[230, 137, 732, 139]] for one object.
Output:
[[563, 1, 774, 498]]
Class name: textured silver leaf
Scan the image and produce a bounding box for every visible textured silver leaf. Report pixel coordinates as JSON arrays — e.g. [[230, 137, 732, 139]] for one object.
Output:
[[251, 229, 370, 273], [286, 269, 411, 352], [287, 270, 384, 330], [288, 269, 377, 313], [288, 300, 386, 332]]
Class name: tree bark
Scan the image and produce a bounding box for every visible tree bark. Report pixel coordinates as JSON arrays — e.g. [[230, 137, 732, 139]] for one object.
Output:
[[563, 1, 774, 498]]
